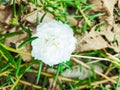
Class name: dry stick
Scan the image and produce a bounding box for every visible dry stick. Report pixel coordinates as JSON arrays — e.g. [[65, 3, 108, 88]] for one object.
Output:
[[106, 53, 120, 63], [3, 74, 43, 90], [72, 55, 111, 64], [104, 63, 113, 75], [93, 63, 113, 88], [72, 58, 117, 83], [10, 74, 23, 90], [19, 79, 44, 90], [2, 71, 76, 90], [31, 69, 78, 83], [77, 75, 118, 89], [23, 8, 42, 20], [71, 55, 110, 61], [0, 85, 13, 90], [0, 70, 12, 77], [0, 50, 15, 68]]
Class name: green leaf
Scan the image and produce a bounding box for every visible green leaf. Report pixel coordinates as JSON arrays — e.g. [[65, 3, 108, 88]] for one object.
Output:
[[10, 17, 19, 25], [15, 56, 22, 78], [63, 61, 72, 70], [0, 45, 16, 68], [36, 60, 43, 84], [54, 63, 62, 82], [0, 31, 23, 39], [18, 37, 38, 49], [0, 0, 11, 5], [20, 24, 32, 37], [0, 62, 10, 73]]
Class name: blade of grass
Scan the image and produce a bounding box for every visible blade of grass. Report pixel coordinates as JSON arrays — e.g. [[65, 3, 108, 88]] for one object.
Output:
[[0, 45, 16, 68], [54, 63, 62, 82], [0, 43, 31, 56], [41, 76, 47, 90], [73, 58, 117, 83], [18, 37, 38, 49], [68, 83, 75, 90], [0, 62, 10, 73], [15, 56, 22, 78], [0, 31, 23, 39], [36, 60, 43, 84], [36, 12, 39, 25], [88, 72, 92, 89], [90, 65, 96, 79], [10, 74, 23, 90], [56, 79, 66, 90], [13, 0, 16, 17], [20, 24, 32, 37], [40, 12, 47, 23], [76, 5, 91, 27], [115, 73, 120, 90]]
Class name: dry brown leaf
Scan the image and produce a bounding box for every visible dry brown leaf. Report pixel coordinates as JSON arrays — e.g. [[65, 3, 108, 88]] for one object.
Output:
[[0, 5, 5, 9], [0, 6, 13, 24], [75, 23, 120, 52], [0, 26, 7, 34], [10, 0, 27, 5], [16, 42, 32, 62], [88, 0, 103, 12], [101, 0, 117, 24], [77, 0, 120, 52], [48, 78, 62, 90], [118, 0, 120, 9], [25, 10, 54, 24], [5, 27, 28, 45], [107, 24, 120, 52], [67, 16, 78, 26], [88, 0, 117, 25], [98, 24, 120, 52], [47, 64, 103, 80], [5, 27, 32, 61], [28, 2, 37, 12], [75, 27, 108, 52]]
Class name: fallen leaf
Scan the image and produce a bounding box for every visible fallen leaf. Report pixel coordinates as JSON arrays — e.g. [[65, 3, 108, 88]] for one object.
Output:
[[88, 0, 117, 25], [47, 64, 103, 80], [75, 26, 108, 52], [25, 10, 54, 24], [75, 23, 120, 52], [101, 0, 117, 24], [67, 16, 78, 26], [118, 0, 120, 9], [88, 0, 103, 12], [0, 6, 13, 24], [16, 42, 32, 62]]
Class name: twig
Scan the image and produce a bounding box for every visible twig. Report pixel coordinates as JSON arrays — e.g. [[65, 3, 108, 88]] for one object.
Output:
[[72, 58, 117, 83], [104, 63, 113, 75], [31, 69, 78, 83], [71, 55, 110, 61], [77, 75, 118, 89], [10, 74, 23, 90], [0, 85, 13, 90], [3, 73, 43, 90]]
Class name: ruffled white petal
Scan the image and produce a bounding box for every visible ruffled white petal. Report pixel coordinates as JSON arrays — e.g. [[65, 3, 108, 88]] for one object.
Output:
[[31, 20, 76, 66]]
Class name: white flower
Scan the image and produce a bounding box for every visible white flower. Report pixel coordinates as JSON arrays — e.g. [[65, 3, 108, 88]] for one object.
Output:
[[31, 20, 76, 66]]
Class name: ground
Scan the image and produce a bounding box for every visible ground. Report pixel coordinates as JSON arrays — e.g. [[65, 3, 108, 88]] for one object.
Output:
[[0, 0, 120, 90]]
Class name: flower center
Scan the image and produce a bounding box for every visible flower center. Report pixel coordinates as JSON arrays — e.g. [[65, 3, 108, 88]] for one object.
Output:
[[45, 35, 59, 48]]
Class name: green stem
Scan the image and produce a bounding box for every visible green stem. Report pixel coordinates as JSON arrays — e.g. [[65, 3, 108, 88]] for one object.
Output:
[[77, 6, 91, 27]]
